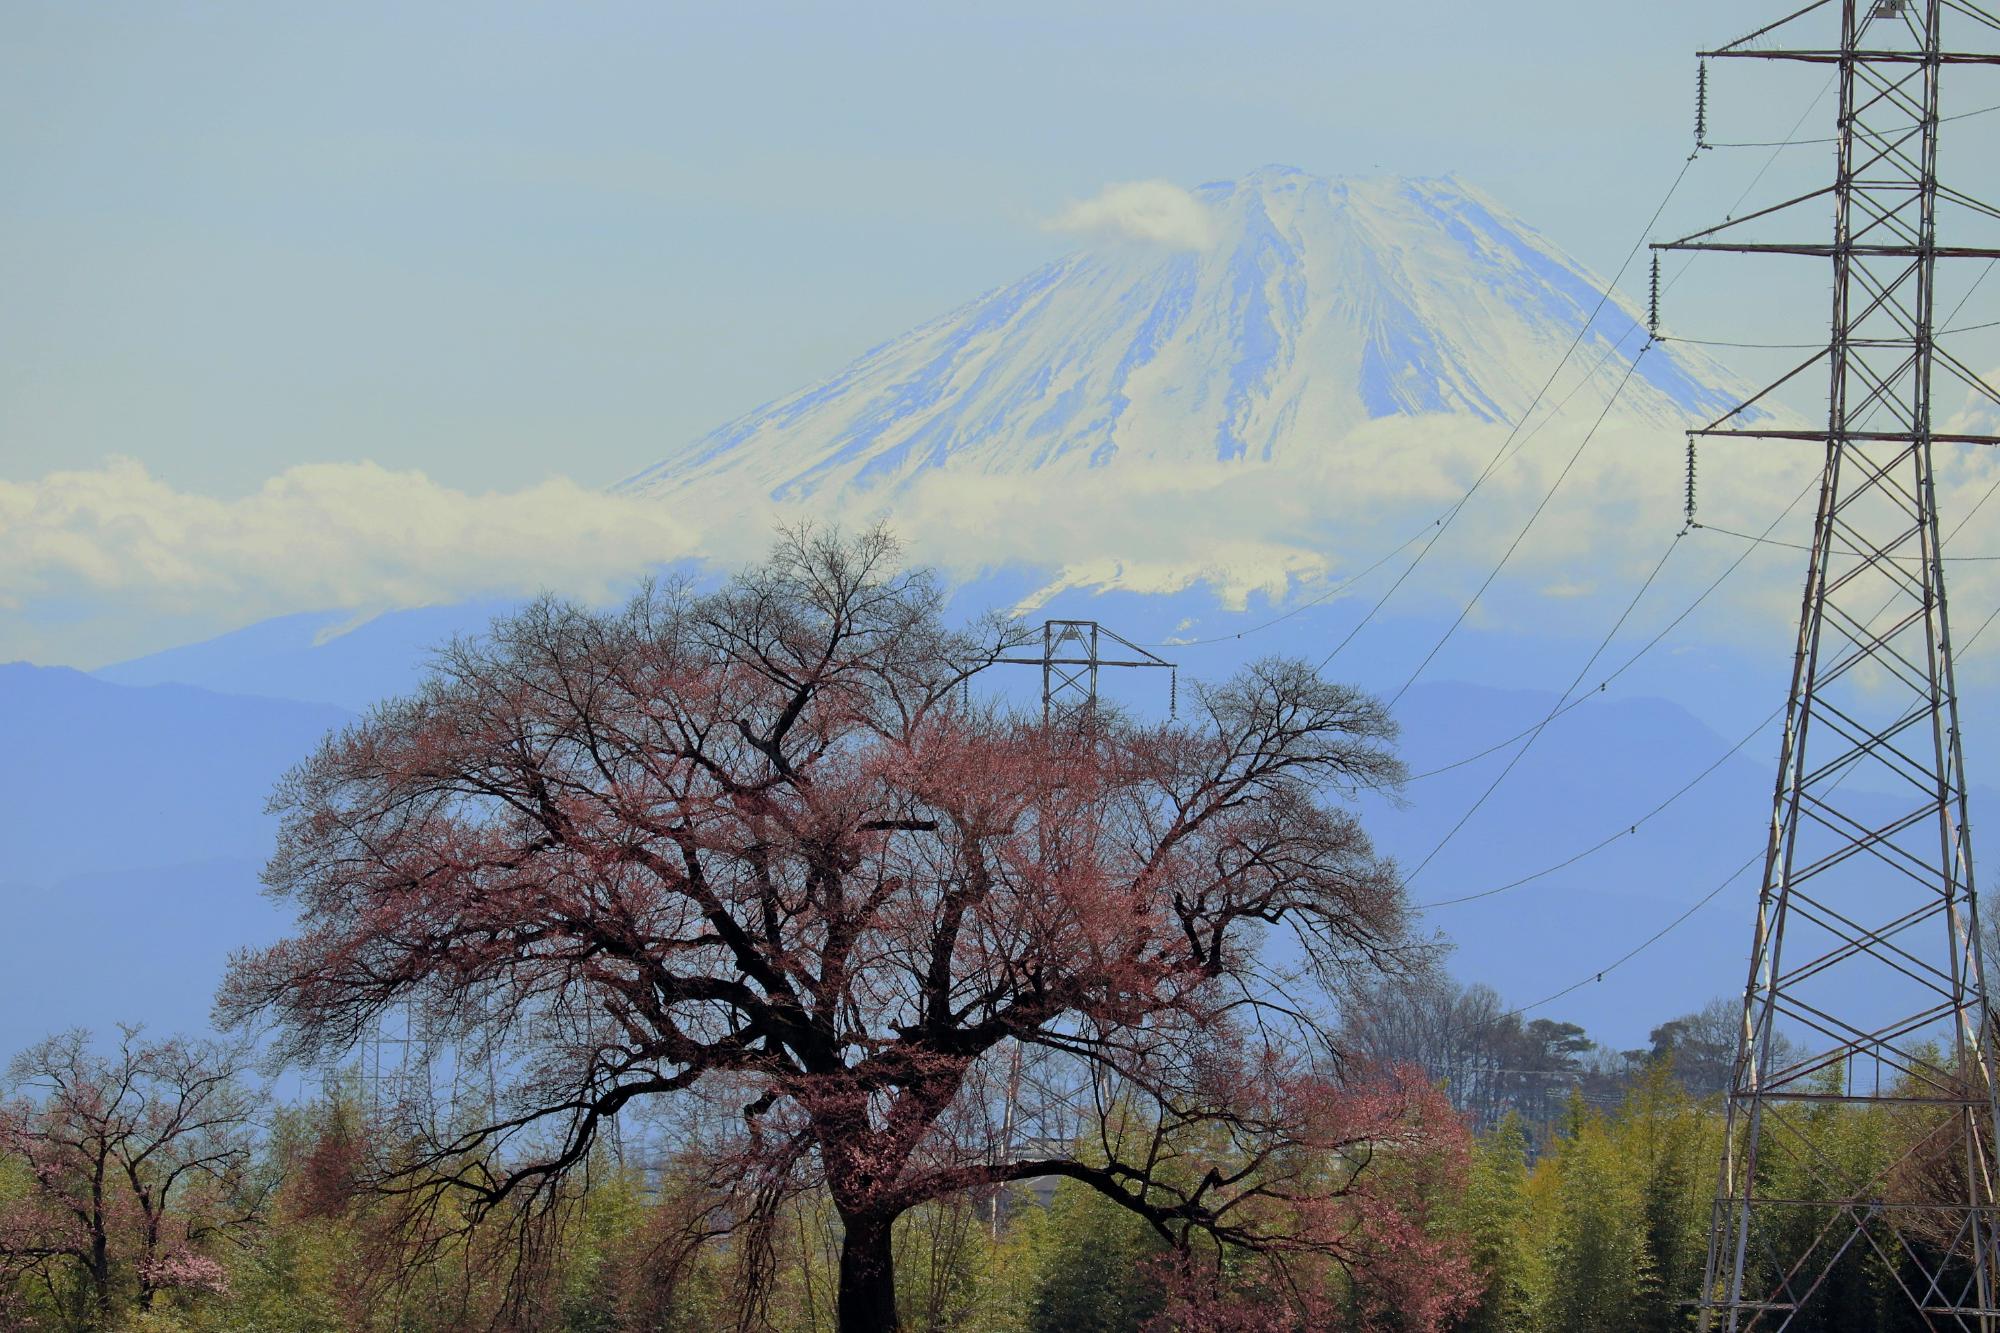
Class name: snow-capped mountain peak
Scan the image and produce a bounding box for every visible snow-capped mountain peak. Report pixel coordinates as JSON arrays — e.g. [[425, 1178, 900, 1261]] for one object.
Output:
[[618, 168, 1746, 503]]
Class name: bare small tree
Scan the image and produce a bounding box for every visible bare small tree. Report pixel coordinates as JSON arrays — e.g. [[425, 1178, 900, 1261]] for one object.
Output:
[[0, 1028, 261, 1329]]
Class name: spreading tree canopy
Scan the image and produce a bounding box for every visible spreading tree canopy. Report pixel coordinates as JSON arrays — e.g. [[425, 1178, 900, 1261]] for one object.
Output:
[[221, 529, 1473, 1331]]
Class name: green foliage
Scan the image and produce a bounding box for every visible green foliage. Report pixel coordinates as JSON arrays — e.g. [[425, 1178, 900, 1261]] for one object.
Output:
[[1542, 1093, 1649, 1332], [13, 1047, 1992, 1332], [1458, 1113, 1531, 1333], [1025, 1179, 1164, 1333]]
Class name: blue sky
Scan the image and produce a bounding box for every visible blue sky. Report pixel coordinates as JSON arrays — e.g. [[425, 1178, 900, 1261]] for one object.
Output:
[[8, 1, 2000, 1056], [4, 0, 1814, 496]]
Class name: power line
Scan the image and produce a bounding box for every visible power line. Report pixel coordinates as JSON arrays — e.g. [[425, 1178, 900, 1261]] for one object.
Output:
[[1499, 852, 1761, 1022], [1145, 521, 1437, 649], [1304, 156, 1705, 672], [1411, 376, 1970, 900], [1662, 334, 1829, 350], [1401, 517, 1684, 882], [1403, 489, 1814, 890], [1357, 92, 1848, 699], [1662, 315, 2000, 348], [1149, 315, 1666, 652], [1385, 343, 1656, 708], [1401, 125, 1998, 877], [1400, 465, 1819, 787], [1154, 98, 1856, 663], [1703, 96, 2000, 148], [1407, 465, 1840, 895], [1416, 701, 1782, 909], [1495, 582, 2000, 1022], [1694, 522, 2000, 560]]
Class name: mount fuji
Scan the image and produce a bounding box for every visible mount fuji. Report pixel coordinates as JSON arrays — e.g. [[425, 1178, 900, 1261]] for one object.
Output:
[[66, 167, 1805, 1051], [617, 165, 1750, 505]]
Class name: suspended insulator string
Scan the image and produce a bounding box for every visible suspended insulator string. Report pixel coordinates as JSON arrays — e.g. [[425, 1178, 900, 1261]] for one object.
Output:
[[1685, 435, 1698, 526], [1696, 59, 1710, 150], [1168, 666, 1177, 720], [1649, 253, 1662, 336]]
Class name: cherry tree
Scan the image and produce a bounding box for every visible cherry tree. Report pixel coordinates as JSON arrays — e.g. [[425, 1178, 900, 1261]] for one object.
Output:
[[0, 1028, 259, 1328], [220, 528, 1474, 1330]]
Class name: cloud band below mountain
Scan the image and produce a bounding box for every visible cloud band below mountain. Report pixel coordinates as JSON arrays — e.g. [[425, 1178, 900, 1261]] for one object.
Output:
[[9, 412, 2000, 680], [0, 459, 702, 662]]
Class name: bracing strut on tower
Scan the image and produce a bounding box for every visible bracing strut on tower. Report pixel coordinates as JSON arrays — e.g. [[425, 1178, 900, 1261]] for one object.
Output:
[[1652, 0, 2000, 1327]]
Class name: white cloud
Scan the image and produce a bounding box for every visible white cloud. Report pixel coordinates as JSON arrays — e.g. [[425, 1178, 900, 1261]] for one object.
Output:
[[15, 411, 2000, 681], [1942, 367, 2000, 437], [1045, 180, 1217, 251], [0, 457, 702, 631]]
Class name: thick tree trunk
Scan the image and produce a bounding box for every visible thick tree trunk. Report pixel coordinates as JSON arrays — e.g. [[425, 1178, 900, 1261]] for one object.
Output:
[[836, 1210, 899, 1333], [89, 1228, 112, 1321]]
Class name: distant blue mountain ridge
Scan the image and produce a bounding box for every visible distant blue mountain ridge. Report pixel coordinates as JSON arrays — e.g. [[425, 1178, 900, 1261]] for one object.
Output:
[[26, 595, 1992, 1060]]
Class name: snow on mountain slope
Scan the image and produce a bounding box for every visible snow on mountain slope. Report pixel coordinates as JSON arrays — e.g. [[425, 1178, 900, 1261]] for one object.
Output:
[[617, 167, 1752, 504]]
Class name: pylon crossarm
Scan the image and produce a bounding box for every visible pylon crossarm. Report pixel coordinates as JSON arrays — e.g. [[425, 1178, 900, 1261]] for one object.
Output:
[[1657, 186, 1839, 248], [1694, 429, 2000, 444], [1940, 185, 2000, 224], [1706, 48, 2000, 63], [994, 657, 1171, 669], [1666, 240, 2000, 256]]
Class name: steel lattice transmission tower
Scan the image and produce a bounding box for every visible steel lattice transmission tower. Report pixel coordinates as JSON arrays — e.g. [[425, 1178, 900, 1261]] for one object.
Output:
[[995, 619, 1175, 724], [1656, 1, 2000, 1326]]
